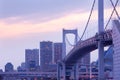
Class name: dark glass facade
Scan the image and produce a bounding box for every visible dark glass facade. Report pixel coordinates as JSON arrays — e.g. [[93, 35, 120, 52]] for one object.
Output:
[[40, 41, 53, 72], [54, 43, 62, 64]]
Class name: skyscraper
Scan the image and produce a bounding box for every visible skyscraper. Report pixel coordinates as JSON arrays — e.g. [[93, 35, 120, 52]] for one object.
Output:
[[54, 43, 62, 64], [40, 41, 53, 72], [25, 49, 39, 71]]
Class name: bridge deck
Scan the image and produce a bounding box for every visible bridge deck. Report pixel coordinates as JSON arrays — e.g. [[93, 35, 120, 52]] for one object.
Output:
[[64, 30, 112, 65]]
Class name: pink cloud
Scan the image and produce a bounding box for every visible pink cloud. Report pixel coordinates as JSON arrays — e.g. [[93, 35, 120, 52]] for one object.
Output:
[[0, 7, 119, 39]]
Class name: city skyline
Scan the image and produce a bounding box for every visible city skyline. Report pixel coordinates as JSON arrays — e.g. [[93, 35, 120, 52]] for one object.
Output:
[[0, 0, 120, 70]]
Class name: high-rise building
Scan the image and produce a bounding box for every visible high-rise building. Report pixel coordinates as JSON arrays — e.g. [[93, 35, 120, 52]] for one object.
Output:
[[112, 20, 120, 80], [25, 49, 39, 71], [54, 43, 62, 64], [5, 62, 14, 72], [104, 46, 113, 71], [40, 41, 53, 72]]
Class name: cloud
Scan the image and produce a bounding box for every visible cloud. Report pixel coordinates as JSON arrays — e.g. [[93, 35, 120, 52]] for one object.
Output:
[[0, 0, 92, 19], [0, 10, 93, 38], [0, 6, 120, 39], [0, 0, 120, 18], [0, 0, 119, 23]]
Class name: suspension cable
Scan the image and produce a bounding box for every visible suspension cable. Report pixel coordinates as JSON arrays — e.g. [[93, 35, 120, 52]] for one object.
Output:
[[110, 0, 120, 19], [105, 0, 119, 29], [65, 35, 75, 46], [80, 0, 96, 40]]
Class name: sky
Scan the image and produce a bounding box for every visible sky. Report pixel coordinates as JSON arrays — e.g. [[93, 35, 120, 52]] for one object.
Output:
[[0, 0, 120, 70]]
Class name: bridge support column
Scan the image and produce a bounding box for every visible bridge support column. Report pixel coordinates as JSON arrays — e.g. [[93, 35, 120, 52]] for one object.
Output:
[[98, 41, 105, 80], [73, 63, 79, 80], [57, 62, 61, 80], [61, 62, 66, 80], [70, 64, 79, 80], [57, 62, 66, 80], [98, 0, 105, 80], [62, 30, 66, 59]]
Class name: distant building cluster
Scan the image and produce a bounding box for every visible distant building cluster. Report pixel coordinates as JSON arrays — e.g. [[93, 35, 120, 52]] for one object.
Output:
[[40, 41, 62, 72], [3, 41, 63, 72], [2, 41, 90, 73]]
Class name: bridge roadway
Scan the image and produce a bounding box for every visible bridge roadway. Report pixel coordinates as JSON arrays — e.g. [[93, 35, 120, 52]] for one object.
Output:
[[64, 29, 112, 65]]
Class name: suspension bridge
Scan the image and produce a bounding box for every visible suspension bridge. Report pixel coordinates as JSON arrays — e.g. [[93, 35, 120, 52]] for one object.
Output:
[[0, 0, 119, 80], [57, 0, 120, 80]]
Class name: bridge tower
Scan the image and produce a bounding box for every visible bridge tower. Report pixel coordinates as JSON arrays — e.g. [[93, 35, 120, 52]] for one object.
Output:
[[62, 29, 78, 59], [57, 29, 78, 80], [98, 0, 105, 80]]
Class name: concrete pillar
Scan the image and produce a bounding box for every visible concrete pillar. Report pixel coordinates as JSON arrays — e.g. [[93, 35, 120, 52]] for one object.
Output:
[[73, 63, 79, 80], [57, 62, 61, 80], [62, 29, 66, 59], [98, 0, 105, 80], [75, 30, 78, 45], [61, 62, 66, 80], [86, 65, 90, 79]]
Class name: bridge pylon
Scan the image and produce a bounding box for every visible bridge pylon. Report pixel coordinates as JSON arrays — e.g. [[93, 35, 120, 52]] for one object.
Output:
[[57, 61, 66, 80], [98, 0, 105, 80], [62, 29, 78, 59]]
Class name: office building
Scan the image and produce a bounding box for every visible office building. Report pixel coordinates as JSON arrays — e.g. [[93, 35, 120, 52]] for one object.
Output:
[[104, 46, 113, 71], [25, 49, 39, 71], [54, 43, 62, 64], [112, 20, 120, 80], [40, 41, 53, 72]]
